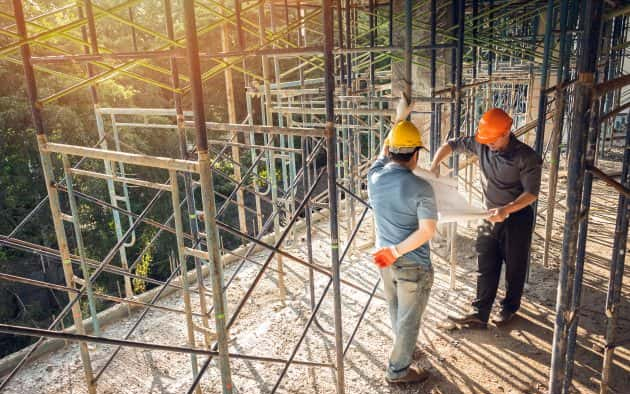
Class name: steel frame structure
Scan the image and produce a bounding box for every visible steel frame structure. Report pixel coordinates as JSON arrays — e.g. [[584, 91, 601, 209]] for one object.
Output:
[[0, 1, 629, 394]]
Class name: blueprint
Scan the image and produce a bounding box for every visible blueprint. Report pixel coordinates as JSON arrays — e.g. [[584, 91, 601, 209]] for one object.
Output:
[[413, 167, 489, 224]]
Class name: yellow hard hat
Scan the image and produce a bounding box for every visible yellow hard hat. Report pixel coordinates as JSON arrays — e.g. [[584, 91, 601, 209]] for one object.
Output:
[[387, 120, 423, 153]]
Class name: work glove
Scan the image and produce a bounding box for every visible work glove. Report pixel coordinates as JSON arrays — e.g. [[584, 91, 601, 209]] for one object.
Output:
[[372, 246, 401, 269]]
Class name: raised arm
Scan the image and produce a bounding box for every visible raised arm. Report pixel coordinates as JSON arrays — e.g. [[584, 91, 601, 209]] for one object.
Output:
[[429, 143, 453, 177]]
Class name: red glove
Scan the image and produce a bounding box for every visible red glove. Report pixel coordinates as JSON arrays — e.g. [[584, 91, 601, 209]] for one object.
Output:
[[372, 246, 401, 269]]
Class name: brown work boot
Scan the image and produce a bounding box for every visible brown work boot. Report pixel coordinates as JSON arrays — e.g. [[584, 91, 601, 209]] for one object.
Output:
[[492, 310, 516, 327], [412, 346, 424, 361], [386, 366, 430, 384], [447, 312, 488, 329]]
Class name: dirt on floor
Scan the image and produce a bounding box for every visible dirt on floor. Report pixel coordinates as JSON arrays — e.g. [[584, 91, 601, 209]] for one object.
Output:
[[1, 155, 628, 394]]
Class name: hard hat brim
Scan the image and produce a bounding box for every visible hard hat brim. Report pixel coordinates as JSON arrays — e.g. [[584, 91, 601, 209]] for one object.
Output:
[[475, 133, 501, 144], [389, 145, 423, 154]]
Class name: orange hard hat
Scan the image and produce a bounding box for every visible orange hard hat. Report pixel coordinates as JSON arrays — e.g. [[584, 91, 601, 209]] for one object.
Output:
[[475, 108, 513, 144]]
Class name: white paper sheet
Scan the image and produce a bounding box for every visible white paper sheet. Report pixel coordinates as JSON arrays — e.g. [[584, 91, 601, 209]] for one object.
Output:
[[412, 167, 489, 224]]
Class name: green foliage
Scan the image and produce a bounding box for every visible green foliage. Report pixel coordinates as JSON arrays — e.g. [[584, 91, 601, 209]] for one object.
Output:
[[133, 249, 152, 294], [0, 0, 256, 357], [256, 165, 280, 188]]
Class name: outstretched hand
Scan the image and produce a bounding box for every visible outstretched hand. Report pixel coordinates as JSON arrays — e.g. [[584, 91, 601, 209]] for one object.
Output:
[[487, 207, 509, 223], [395, 92, 412, 123]]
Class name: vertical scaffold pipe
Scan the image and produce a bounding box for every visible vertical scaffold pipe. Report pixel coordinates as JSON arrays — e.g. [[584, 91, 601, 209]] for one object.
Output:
[[548, 1, 603, 393], [164, 0, 204, 383], [487, 0, 494, 109], [337, 0, 345, 84], [429, 0, 437, 158], [84, 0, 135, 299], [404, 0, 412, 102], [600, 17, 623, 158], [534, 0, 555, 155], [222, 8, 248, 237], [168, 0, 213, 348], [182, 0, 233, 392], [469, 0, 479, 206], [258, 0, 286, 301], [168, 170, 202, 394], [563, 98, 600, 393], [61, 155, 100, 335], [11, 1, 96, 393], [345, 0, 352, 87], [369, 0, 375, 86], [322, 0, 345, 393], [302, 137, 319, 322], [600, 114, 630, 394], [454, 0, 464, 169], [235, 0, 245, 50], [449, 0, 465, 290], [472, 0, 478, 82], [543, 0, 570, 269], [388, 0, 393, 48]]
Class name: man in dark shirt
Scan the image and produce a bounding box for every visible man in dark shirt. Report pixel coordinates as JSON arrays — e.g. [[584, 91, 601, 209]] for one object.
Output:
[[429, 108, 542, 328]]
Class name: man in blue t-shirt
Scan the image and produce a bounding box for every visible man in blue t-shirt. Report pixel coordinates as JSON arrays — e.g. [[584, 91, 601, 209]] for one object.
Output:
[[368, 119, 437, 384]]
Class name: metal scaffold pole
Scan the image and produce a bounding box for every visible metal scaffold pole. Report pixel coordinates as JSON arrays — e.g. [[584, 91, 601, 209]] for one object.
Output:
[[222, 6, 248, 240], [323, 0, 345, 393], [562, 97, 600, 393], [543, 0, 571, 268], [9, 0, 97, 392], [404, 0, 412, 101], [182, 0, 233, 392], [83, 0, 135, 299], [600, 115, 630, 394], [548, 1, 603, 392], [429, 0, 438, 158], [449, 0, 465, 290]]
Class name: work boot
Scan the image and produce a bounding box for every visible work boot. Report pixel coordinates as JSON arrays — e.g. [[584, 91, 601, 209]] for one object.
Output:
[[412, 346, 424, 361], [386, 366, 430, 384], [492, 310, 516, 327], [447, 312, 488, 329]]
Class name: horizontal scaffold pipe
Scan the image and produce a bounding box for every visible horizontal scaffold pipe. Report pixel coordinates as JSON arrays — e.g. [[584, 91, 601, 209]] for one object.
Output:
[[0, 273, 204, 318], [600, 103, 630, 122], [594, 74, 630, 97], [0, 324, 334, 369], [0, 235, 186, 292], [97, 107, 194, 116], [587, 164, 630, 198], [71, 168, 171, 191], [207, 140, 303, 153], [42, 142, 199, 172], [273, 107, 397, 116], [183, 121, 326, 137], [28, 44, 465, 64], [434, 76, 532, 95]]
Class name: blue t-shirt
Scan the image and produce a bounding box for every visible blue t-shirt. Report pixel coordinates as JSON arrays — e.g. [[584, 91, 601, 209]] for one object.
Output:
[[367, 156, 438, 266]]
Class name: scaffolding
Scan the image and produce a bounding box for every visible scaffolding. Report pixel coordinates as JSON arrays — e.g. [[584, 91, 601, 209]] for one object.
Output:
[[0, 1, 628, 394]]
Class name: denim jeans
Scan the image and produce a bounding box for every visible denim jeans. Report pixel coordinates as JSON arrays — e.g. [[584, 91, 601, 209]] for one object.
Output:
[[380, 257, 434, 379]]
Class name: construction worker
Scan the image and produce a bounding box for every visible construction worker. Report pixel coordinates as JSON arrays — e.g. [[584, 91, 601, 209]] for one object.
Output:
[[429, 108, 542, 328], [368, 117, 437, 384]]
